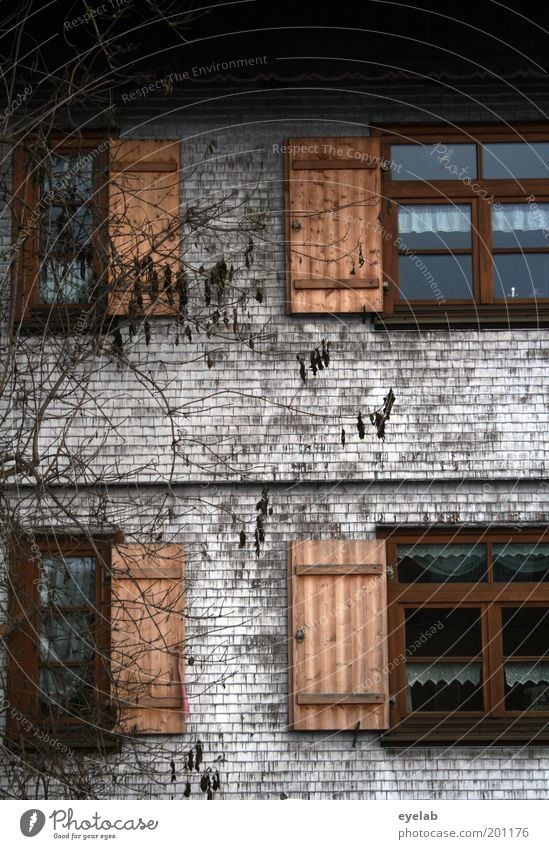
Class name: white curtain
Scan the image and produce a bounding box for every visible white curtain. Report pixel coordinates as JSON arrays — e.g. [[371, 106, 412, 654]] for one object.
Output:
[[398, 204, 471, 234], [398, 544, 485, 578], [407, 662, 481, 688], [492, 204, 549, 233], [494, 543, 549, 575], [505, 663, 549, 688]]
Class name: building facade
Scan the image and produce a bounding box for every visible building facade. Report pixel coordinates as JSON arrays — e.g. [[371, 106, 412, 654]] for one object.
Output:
[[2, 72, 549, 799]]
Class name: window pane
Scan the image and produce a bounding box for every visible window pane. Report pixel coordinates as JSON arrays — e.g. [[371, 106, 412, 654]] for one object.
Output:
[[405, 607, 481, 657], [504, 662, 549, 710], [492, 203, 549, 248], [397, 543, 487, 583], [391, 143, 477, 181], [40, 613, 95, 663], [494, 544, 549, 583], [398, 204, 472, 249], [39, 665, 96, 716], [39, 258, 94, 304], [483, 142, 549, 179], [40, 153, 94, 305], [407, 662, 483, 711], [39, 556, 95, 607], [38, 554, 98, 717], [399, 254, 473, 301], [39, 203, 94, 304], [493, 253, 549, 300], [43, 153, 93, 199], [502, 607, 549, 657]]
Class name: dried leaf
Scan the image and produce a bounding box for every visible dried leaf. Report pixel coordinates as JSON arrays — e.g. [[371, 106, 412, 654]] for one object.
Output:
[[296, 354, 307, 383]]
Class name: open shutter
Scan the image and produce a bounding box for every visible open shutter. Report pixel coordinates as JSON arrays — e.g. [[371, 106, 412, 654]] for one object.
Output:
[[108, 139, 180, 316], [111, 543, 186, 734], [288, 539, 389, 731], [286, 137, 383, 314], [11, 145, 39, 323], [6, 542, 39, 738]]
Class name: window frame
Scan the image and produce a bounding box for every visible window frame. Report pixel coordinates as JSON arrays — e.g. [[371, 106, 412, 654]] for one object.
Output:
[[12, 131, 111, 327], [381, 525, 549, 745], [6, 534, 113, 747], [376, 124, 549, 327]]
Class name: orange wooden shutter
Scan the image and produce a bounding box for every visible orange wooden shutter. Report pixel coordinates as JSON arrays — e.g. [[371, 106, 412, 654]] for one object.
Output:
[[111, 543, 186, 734], [286, 137, 383, 314], [108, 139, 180, 316], [288, 539, 389, 731]]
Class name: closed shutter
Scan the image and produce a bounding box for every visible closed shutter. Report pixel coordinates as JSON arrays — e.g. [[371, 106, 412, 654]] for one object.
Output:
[[286, 137, 383, 314], [111, 543, 186, 734], [288, 540, 389, 731], [108, 139, 180, 316]]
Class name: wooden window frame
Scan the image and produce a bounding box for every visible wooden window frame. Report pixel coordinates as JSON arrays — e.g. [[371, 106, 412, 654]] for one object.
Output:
[[12, 131, 111, 329], [375, 124, 549, 328], [6, 534, 115, 748], [380, 525, 549, 746]]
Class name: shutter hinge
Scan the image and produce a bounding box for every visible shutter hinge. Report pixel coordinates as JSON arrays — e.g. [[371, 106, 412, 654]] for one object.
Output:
[[386, 565, 394, 580], [389, 695, 397, 706]]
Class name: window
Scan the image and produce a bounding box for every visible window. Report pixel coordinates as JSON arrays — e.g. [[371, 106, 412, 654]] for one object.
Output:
[[7, 536, 111, 745], [6, 537, 186, 746], [12, 135, 181, 325], [383, 527, 549, 746], [284, 128, 549, 325], [38, 148, 99, 306], [287, 531, 549, 745], [380, 125, 549, 326]]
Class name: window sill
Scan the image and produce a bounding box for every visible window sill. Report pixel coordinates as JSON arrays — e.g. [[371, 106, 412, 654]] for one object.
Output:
[[382, 717, 549, 746], [14, 306, 114, 334], [374, 304, 549, 329], [4, 726, 122, 753]]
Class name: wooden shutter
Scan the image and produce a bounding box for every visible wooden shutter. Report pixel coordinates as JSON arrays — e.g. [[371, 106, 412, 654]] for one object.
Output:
[[11, 145, 40, 323], [286, 137, 383, 314], [288, 540, 389, 731], [108, 139, 180, 316], [6, 542, 40, 737], [111, 543, 186, 734]]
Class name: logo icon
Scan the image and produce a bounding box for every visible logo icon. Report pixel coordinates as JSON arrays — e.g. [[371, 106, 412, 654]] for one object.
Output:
[[20, 810, 46, 837]]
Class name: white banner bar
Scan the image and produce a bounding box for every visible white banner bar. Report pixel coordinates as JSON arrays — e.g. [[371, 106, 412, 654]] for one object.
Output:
[[2, 799, 548, 849]]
